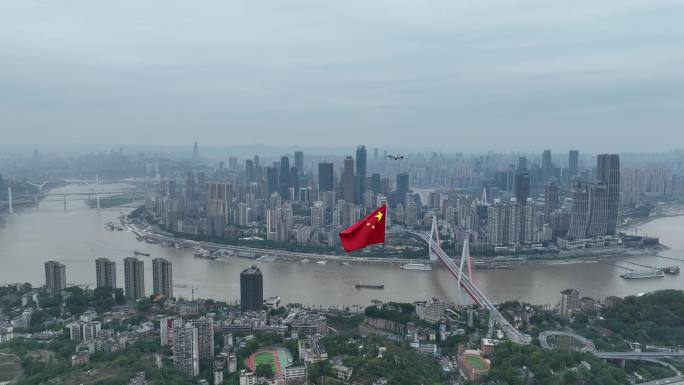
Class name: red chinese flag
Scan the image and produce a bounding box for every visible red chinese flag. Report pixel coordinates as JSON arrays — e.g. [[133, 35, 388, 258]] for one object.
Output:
[[339, 205, 386, 252]]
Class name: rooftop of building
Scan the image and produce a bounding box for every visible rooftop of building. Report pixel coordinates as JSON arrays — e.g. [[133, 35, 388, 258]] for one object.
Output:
[[241, 265, 262, 275]]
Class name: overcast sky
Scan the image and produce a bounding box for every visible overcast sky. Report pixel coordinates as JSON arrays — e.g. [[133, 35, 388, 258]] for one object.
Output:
[[1, 0, 683, 153]]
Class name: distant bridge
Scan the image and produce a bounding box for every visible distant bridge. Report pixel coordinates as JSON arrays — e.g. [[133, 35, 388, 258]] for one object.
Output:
[[1, 176, 152, 212]]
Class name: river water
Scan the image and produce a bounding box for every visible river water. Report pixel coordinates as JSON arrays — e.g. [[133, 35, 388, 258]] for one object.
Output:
[[1, 184, 683, 307]]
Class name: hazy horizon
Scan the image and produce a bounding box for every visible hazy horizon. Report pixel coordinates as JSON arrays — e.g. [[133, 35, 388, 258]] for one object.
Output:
[[2, 0, 683, 153]]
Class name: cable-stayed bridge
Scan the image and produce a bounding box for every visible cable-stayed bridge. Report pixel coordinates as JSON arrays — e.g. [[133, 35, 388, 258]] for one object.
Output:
[[412, 219, 532, 345]]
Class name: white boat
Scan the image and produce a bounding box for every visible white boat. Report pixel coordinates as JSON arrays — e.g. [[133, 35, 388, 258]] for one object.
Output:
[[400, 263, 432, 271], [301, 259, 311, 263], [621, 270, 664, 279], [316, 260, 327, 265]]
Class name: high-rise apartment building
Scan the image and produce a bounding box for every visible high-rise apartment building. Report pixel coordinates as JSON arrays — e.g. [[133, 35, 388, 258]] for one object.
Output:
[[195, 316, 214, 361], [559, 289, 579, 317], [95, 258, 116, 288], [44, 261, 66, 294], [240, 265, 263, 312], [160, 316, 182, 346], [310, 201, 325, 229], [173, 323, 199, 377], [152, 257, 173, 298], [124, 257, 145, 300], [207, 182, 232, 237]]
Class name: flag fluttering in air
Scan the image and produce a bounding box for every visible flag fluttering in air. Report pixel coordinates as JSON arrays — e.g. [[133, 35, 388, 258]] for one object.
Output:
[[339, 205, 386, 252]]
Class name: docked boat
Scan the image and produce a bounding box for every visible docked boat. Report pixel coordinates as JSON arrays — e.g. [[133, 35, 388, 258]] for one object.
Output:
[[400, 263, 432, 271], [663, 266, 680, 275], [355, 283, 384, 289], [316, 260, 327, 265], [195, 253, 218, 260], [301, 259, 311, 264], [621, 270, 665, 279], [134, 250, 151, 257]]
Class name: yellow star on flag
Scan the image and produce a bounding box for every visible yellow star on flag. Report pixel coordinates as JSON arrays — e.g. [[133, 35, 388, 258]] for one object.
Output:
[[375, 211, 383, 222]]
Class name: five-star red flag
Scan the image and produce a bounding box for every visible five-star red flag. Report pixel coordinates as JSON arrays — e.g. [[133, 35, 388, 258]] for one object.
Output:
[[339, 205, 386, 252]]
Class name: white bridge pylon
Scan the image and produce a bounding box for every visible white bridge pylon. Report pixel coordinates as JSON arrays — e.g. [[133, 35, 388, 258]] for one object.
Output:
[[457, 237, 472, 306], [428, 216, 440, 262]]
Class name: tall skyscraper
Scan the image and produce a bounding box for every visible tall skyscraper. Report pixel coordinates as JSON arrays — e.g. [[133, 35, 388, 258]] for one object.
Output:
[[240, 265, 263, 312], [518, 157, 528, 172], [356, 145, 367, 193], [173, 322, 199, 377], [124, 257, 145, 300], [544, 182, 560, 220], [266, 166, 279, 195], [95, 258, 116, 288], [597, 154, 620, 235], [542, 150, 553, 182], [515, 173, 530, 204], [373, 147, 379, 161], [294, 151, 304, 175], [396, 172, 410, 206], [245, 159, 255, 182], [568, 150, 579, 180], [342, 156, 355, 203], [279, 156, 291, 198], [195, 317, 214, 360], [207, 182, 232, 237], [152, 258, 173, 298], [44, 261, 66, 294], [289, 167, 299, 200], [318, 162, 334, 192], [566, 178, 611, 239], [370, 173, 381, 193]]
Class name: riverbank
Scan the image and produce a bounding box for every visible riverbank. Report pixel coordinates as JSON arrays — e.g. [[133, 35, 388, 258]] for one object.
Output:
[[619, 203, 684, 234], [130, 211, 664, 269]]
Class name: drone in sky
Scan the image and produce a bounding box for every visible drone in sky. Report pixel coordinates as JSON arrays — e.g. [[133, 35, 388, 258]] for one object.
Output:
[[385, 154, 404, 160]]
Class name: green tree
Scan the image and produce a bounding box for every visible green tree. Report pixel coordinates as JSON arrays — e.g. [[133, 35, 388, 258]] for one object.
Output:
[[256, 363, 273, 379], [137, 298, 152, 312]]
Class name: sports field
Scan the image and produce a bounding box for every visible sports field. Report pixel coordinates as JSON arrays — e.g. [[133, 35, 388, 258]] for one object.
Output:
[[465, 354, 489, 370], [245, 347, 293, 376]]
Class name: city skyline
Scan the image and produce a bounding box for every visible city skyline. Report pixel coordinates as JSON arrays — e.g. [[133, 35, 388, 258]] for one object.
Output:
[[2, 1, 684, 383]]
